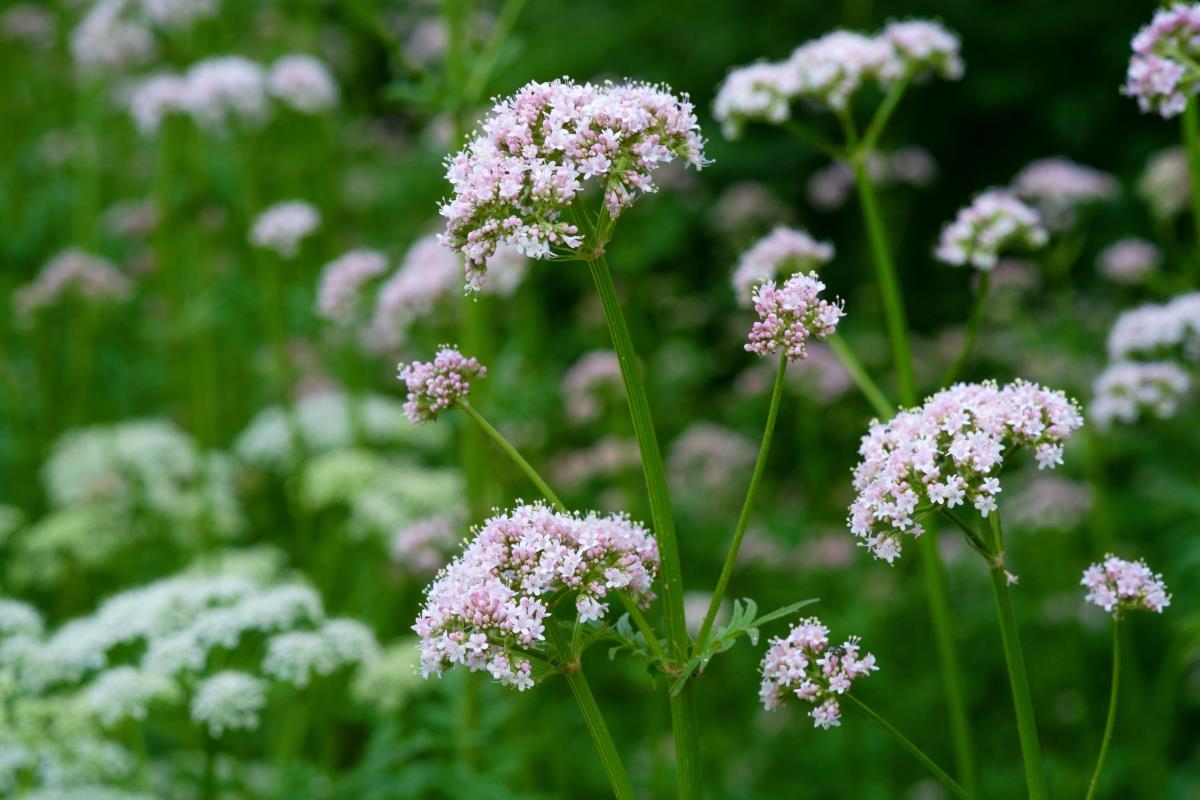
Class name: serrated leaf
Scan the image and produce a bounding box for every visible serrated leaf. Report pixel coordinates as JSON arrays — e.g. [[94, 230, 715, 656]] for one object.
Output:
[[750, 598, 820, 627]]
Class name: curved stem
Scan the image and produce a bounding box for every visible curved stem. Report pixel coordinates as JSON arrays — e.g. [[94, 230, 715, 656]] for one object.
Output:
[[941, 271, 991, 387], [860, 76, 911, 155], [826, 333, 894, 419], [547, 624, 635, 799], [985, 513, 1048, 800], [1085, 621, 1122, 800], [619, 592, 667, 663], [457, 400, 565, 511], [781, 118, 844, 159], [588, 254, 703, 799], [694, 351, 787, 651], [1182, 99, 1200, 281], [845, 694, 973, 800]]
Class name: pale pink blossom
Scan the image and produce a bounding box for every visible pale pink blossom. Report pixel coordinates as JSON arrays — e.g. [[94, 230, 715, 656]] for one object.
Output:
[[14, 249, 132, 327], [1091, 361, 1191, 428], [316, 249, 389, 325], [268, 54, 339, 113], [745, 272, 844, 361], [396, 346, 486, 423], [1097, 239, 1161, 284], [1125, 5, 1200, 118], [935, 189, 1048, 270], [732, 227, 834, 306], [1081, 554, 1171, 615]]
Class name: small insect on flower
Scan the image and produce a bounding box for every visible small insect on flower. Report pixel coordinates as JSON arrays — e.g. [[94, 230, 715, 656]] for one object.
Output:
[[848, 380, 1084, 563], [935, 189, 1048, 270], [745, 272, 844, 362], [732, 227, 835, 306], [413, 502, 658, 691], [759, 617, 878, 729], [1081, 555, 1171, 616], [438, 77, 708, 289], [396, 346, 487, 423]]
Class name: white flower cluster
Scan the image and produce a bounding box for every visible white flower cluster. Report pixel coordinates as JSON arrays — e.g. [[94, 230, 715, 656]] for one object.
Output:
[[848, 380, 1084, 563], [1106, 292, 1200, 362], [1011, 157, 1117, 231], [714, 20, 963, 136], [125, 52, 338, 135], [249, 200, 321, 258], [233, 391, 445, 473], [935, 189, 1049, 270], [414, 503, 658, 690], [731, 227, 835, 306], [1091, 361, 1191, 429]]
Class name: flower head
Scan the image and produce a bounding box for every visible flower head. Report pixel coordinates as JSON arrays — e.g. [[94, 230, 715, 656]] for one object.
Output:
[[316, 249, 389, 325], [1139, 146, 1190, 220], [712, 62, 798, 138], [1012, 158, 1117, 231], [249, 201, 320, 258], [413, 502, 658, 690], [1125, 5, 1200, 118], [183, 55, 270, 132], [126, 72, 189, 134], [732, 227, 834, 306], [1081, 555, 1171, 616], [935, 189, 1048, 270], [848, 380, 1084, 563], [189, 671, 267, 736], [13, 249, 132, 327], [397, 346, 486, 423], [268, 54, 338, 113], [1090, 361, 1191, 428], [439, 78, 707, 286], [758, 617, 878, 728], [882, 19, 964, 80], [1097, 239, 1162, 285], [745, 272, 844, 361], [1106, 291, 1200, 361]]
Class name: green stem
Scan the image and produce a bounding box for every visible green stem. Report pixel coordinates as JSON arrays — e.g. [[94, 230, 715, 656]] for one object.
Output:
[[587, 254, 703, 799], [619, 592, 667, 662], [941, 271, 992, 387], [827, 332, 894, 419], [848, 138, 916, 406], [547, 624, 635, 799], [1085, 621, 1121, 800], [985, 513, 1048, 800], [457, 400, 565, 510], [781, 118, 844, 158], [694, 351, 787, 651], [463, 0, 528, 104], [844, 111, 976, 795], [845, 694, 972, 800], [860, 76, 911, 155], [1182, 98, 1200, 280]]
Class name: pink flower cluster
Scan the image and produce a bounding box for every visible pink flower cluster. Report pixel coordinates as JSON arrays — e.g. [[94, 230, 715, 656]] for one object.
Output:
[[1138, 146, 1190, 220], [438, 78, 707, 286], [315, 249, 389, 325], [268, 54, 338, 114], [935, 189, 1048, 270], [397, 346, 487, 423], [1106, 291, 1200, 361], [849, 381, 1085, 563], [732, 227, 835, 306], [745, 272, 844, 361], [249, 200, 320, 258], [1125, 4, 1200, 118], [14, 249, 133, 327], [1097, 239, 1161, 285], [759, 617, 878, 729], [1090, 361, 1191, 428], [1011, 157, 1117, 231], [413, 502, 659, 690], [714, 20, 962, 135], [1081, 554, 1171, 616], [561, 350, 624, 423]]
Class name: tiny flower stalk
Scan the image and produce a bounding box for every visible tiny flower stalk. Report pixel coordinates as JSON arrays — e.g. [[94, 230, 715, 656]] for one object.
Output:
[[1085, 621, 1121, 800], [456, 400, 566, 511], [941, 271, 992, 386], [1183, 99, 1200, 275]]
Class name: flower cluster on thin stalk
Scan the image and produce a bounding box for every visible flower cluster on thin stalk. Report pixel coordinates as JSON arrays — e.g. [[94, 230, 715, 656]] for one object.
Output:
[[13, 249, 133, 327], [1124, 3, 1200, 118], [848, 380, 1084, 563], [1096, 239, 1161, 285], [731, 226, 834, 306], [437, 77, 708, 287], [714, 20, 963, 136], [1081, 555, 1171, 616], [745, 272, 844, 361], [249, 200, 321, 258], [1105, 291, 1200, 362], [759, 617, 878, 729], [1011, 157, 1117, 231], [1090, 361, 1191, 428], [935, 189, 1049, 270], [413, 502, 659, 690], [396, 346, 487, 424]]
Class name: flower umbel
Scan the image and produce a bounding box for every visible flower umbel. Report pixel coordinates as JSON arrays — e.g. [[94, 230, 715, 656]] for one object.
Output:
[[413, 502, 659, 690], [745, 272, 844, 361], [1081, 555, 1171, 616], [397, 346, 487, 423], [935, 189, 1048, 270], [438, 77, 707, 286], [732, 227, 835, 306], [848, 380, 1084, 563], [1124, 4, 1200, 118], [759, 617, 878, 729]]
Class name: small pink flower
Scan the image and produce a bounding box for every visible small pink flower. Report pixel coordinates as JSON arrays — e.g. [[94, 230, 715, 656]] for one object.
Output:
[[745, 272, 844, 362], [1081, 554, 1171, 616], [397, 346, 486, 423]]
